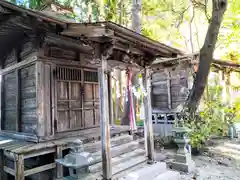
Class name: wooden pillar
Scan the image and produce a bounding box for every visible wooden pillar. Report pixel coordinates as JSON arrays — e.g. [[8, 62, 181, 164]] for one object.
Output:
[[15, 154, 24, 180], [143, 67, 154, 161], [166, 69, 171, 109], [108, 72, 114, 125], [99, 57, 112, 179], [36, 61, 51, 137], [55, 146, 63, 179], [225, 71, 231, 105]]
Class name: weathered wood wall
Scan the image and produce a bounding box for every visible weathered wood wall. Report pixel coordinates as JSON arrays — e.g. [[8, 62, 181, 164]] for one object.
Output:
[[1, 35, 101, 141], [152, 64, 189, 111], [2, 39, 37, 134]]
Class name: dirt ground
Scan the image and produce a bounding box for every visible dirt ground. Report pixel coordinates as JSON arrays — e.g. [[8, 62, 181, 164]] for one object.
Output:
[[180, 155, 240, 180], [155, 139, 240, 180]]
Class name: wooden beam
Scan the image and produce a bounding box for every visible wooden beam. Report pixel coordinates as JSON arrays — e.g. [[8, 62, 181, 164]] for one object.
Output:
[[0, 52, 37, 75], [45, 33, 94, 55], [113, 41, 145, 56], [0, 131, 38, 142], [4, 166, 15, 176], [61, 24, 114, 38], [99, 55, 112, 179], [143, 67, 154, 162], [24, 163, 56, 177]]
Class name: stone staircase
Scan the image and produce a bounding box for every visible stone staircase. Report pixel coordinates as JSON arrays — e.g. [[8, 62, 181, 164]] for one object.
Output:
[[67, 134, 180, 180]]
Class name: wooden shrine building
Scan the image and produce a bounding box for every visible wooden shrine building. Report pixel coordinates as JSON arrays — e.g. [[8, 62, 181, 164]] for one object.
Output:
[[0, 1, 182, 180], [150, 53, 240, 119]]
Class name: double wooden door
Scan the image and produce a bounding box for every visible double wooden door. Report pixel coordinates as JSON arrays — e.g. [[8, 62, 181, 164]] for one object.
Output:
[[55, 66, 100, 132]]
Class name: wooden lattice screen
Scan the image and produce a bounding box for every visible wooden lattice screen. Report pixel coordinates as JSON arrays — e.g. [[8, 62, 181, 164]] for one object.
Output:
[[55, 66, 99, 132]]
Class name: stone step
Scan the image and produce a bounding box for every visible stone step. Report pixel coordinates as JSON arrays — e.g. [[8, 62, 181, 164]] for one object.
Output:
[[92, 139, 143, 160], [152, 170, 180, 180], [79, 150, 148, 180], [89, 149, 146, 173], [119, 162, 167, 180], [84, 134, 134, 153], [112, 155, 148, 179]]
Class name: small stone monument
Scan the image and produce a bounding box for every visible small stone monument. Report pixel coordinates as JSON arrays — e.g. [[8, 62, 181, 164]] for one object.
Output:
[[55, 139, 95, 179], [169, 117, 195, 173]]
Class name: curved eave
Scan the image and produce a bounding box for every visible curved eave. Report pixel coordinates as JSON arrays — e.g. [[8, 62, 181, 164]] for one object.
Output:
[[62, 22, 184, 58]]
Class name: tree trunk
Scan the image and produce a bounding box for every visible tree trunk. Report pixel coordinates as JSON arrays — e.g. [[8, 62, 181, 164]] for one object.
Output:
[[132, 0, 141, 34], [186, 0, 228, 113]]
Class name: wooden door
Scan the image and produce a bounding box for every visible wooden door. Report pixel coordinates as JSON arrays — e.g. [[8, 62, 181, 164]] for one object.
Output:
[[55, 66, 83, 132], [83, 70, 100, 128]]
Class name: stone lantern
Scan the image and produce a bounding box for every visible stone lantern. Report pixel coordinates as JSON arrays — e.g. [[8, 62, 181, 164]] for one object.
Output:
[[169, 117, 195, 173], [55, 139, 95, 179]]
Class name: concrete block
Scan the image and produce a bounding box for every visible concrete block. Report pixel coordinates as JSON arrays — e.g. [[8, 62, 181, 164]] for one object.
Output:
[[121, 162, 167, 180], [152, 170, 180, 180], [169, 159, 195, 173], [175, 154, 191, 163]]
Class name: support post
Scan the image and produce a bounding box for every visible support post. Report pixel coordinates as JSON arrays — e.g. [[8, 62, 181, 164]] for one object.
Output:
[[143, 67, 154, 162], [108, 72, 114, 125], [99, 57, 112, 180], [15, 154, 24, 180], [166, 69, 171, 109], [55, 146, 63, 179]]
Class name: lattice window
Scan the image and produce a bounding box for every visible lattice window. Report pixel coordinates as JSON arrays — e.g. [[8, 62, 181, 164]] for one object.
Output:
[[56, 67, 82, 81], [84, 71, 98, 82]]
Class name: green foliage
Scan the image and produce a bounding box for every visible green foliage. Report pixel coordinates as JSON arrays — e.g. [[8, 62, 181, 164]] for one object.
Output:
[[186, 84, 239, 149]]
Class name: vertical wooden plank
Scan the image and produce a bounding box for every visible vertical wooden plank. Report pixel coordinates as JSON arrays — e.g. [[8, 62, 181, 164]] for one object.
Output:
[[93, 84, 96, 125], [55, 146, 63, 179], [44, 64, 52, 136], [16, 69, 20, 132], [68, 81, 71, 129], [143, 67, 154, 162], [81, 68, 84, 128], [51, 63, 56, 135], [99, 57, 112, 180], [36, 61, 45, 137], [166, 69, 171, 109], [15, 154, 24, 180]]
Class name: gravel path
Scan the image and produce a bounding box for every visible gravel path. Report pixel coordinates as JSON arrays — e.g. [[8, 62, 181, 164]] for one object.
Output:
[[155, 145, 240, 180], [180, 155, 240, 180]]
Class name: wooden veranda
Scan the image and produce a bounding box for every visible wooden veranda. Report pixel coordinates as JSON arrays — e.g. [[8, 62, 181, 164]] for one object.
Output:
[[0, 1, 182, 180]]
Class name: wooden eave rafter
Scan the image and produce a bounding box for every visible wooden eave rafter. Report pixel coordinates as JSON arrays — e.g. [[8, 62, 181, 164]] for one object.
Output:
[[152, 52, 240, 73], [45, 33, 94, 55], [61, 22, 183, 59]]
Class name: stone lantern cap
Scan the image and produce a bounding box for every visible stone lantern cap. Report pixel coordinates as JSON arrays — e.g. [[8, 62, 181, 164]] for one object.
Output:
[[55, 139, 95, 169], [172, 127, 192, 133]]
